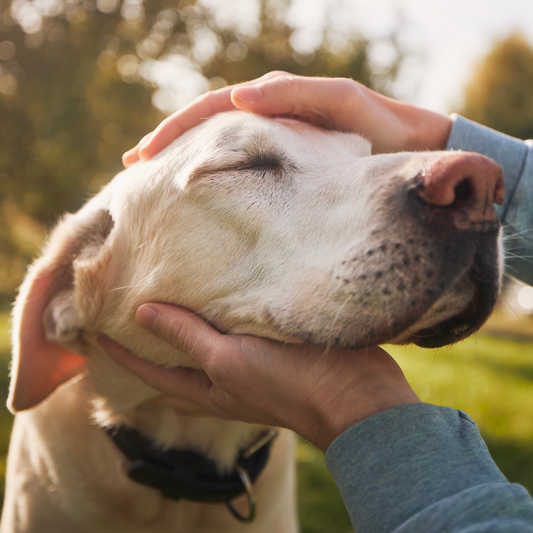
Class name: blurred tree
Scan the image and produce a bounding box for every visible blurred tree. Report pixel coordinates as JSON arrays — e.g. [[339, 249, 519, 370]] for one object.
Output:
[[460, 34, 533, 140], [0, 0, 404, 300]]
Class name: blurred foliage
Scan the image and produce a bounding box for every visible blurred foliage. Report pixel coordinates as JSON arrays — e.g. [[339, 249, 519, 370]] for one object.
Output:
[[460, 34, 533, 140], [0, 0, 404, 301]]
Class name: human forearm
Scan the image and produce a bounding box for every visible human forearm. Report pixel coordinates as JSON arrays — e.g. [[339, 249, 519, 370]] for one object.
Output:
[[326, 404, 533, 533]]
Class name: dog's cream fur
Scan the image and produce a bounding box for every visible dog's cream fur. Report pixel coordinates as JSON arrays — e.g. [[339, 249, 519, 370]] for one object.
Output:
[[2, 112, 501, 532]]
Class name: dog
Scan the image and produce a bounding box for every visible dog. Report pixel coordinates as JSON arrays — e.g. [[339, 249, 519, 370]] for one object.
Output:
[[2, 111, 504, 532]]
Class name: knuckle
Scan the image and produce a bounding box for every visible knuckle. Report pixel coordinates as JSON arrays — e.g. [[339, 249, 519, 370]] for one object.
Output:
[[269, 70, 290, 78], [201, 89, 216, 101], [202, 350, 228, 381], [157, 116, 178, 133], [273, 74, 299, 99], [198, 89, 221, 115], [336, 77, 360, 96], [162, 318, 190, 351], [201, 356, 218, 376], [201, 342, 235, 379], [200, 89, 221, 107]]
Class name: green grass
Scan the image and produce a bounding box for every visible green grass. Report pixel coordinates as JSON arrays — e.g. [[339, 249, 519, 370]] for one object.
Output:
[[388, 333, 533, 496], [297, 441, 353, 533], [0, 309, 532, 532], [0, 312, 13, 510]]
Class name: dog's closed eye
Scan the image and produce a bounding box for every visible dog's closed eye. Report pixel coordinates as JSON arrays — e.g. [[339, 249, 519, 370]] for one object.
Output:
[[235, 151, 295, 179], [190, 150, 296, 182]]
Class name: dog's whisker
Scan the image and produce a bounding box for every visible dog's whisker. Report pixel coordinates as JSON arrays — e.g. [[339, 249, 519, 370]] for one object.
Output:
[[107, 285, 139, 293], [503, 245, 529, 252], [497, 293, 524, 323], [504, 252, 533, 266], [331, 293, 352, 331], [504, 252, 533, 258], [501, 223, 533, 234], [502, 232, 533, 241], [107, 274, 154, 295], [502, 265, 523, 278]]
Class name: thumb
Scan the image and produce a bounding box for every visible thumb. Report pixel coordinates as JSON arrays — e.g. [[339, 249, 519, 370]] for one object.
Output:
[[135, 304, 235, 369], [230, 74, 355, 127]]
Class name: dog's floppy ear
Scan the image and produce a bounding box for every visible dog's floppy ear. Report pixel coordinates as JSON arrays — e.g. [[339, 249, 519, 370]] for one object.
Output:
[[8, 208, 114, 413]]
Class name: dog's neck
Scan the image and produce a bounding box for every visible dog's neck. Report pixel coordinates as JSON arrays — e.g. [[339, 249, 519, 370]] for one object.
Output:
[[84, 344, 266, 471]]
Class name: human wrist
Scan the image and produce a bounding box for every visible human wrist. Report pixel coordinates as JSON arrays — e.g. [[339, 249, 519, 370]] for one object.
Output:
[[405, 109, 453, 151], [306, 384, 421, 452]]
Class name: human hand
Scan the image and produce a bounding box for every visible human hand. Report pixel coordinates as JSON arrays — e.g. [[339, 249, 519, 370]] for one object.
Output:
[[122, 72, 453, 166], [99, 304, 420, 452]]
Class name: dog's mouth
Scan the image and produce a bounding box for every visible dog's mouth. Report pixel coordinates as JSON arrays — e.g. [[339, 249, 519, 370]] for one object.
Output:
[[256, 227, 501, 351], [408, 262, 498, 348]]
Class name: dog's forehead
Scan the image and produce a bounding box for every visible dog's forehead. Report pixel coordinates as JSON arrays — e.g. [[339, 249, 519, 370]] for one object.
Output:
[[199, 113, 297, 157], [107, 111, 374, 223], [194, 111, 372, 159]]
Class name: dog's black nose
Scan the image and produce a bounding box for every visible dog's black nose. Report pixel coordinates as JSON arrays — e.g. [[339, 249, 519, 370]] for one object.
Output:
[[410, 152, 504, 230]]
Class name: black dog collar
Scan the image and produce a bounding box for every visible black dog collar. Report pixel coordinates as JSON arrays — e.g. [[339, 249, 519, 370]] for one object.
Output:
[[105, 426, 278, 523]]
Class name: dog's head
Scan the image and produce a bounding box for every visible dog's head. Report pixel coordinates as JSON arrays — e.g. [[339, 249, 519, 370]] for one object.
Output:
[[9, 111, 504, 413]]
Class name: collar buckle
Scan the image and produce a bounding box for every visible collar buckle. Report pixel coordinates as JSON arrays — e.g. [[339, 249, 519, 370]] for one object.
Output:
[[226, 429, 278, 523], [226, 464, 256, 522], [242, 429, 278, 459]]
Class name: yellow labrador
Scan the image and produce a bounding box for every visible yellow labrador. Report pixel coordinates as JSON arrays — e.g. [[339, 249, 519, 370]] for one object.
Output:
[[2, 112, 503, 532]]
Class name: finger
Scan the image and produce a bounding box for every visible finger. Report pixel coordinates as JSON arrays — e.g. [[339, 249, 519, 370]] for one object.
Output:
[[137, 87, 237, 161], [98, 333, 215, 402], [122, 133, 153, 167], [136, 71, 289, 161], [122, 147, 140, 167], [135, 304, 237, 368], [231, 75, 358, 128]]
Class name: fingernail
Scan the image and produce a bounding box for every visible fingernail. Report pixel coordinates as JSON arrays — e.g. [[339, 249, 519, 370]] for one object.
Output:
[[233, 86, 262, 103], [136, 305, 160, 330]]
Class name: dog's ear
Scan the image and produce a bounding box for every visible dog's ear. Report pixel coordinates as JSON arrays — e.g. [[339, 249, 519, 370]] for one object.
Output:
[[8, 208, 114, 413]]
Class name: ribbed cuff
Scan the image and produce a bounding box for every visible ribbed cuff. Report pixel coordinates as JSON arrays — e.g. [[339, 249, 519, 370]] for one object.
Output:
[[325, 403, 507, 533]]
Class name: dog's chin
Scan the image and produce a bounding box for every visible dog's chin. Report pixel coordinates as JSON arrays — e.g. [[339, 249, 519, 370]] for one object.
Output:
[[270, 269, 499, 352], [330, 256, 500, 351], [405, 265, 499, 349]]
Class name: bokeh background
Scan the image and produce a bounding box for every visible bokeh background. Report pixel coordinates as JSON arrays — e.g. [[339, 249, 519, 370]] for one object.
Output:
[[1, 0, 533, 531]]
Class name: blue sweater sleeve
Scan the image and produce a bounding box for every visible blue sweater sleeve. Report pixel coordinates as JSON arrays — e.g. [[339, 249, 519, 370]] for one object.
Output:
[[325, 404, 533, 533], [446, 114, 533, 286]]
